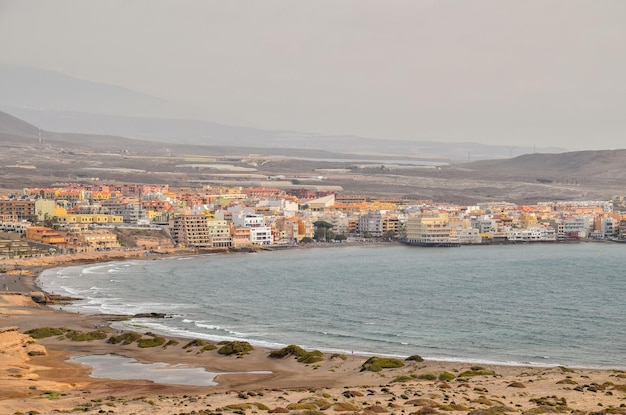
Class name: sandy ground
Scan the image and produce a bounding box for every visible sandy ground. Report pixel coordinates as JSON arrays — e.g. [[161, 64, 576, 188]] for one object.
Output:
[[1, 257, 626, 415]]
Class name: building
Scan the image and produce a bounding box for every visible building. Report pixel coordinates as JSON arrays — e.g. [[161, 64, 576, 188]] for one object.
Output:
[[405, 212, 454, 246], [25, 227, 66, 246], [0, 200, 36, 221], [207, 220, 232, 247], [74, 229, 121, 250], [358, 211, 383, 237], [171, 214, 211, 248]]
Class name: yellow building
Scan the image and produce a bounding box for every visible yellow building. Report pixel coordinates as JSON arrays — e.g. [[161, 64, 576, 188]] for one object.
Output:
[[25, 227, 66, 245], [55, 214, 124, 225], [75, 229, 120, 250], [406, 212, 454, 246]]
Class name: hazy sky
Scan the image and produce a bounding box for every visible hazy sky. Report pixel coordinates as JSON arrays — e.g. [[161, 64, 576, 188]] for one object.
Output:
[[1, 0, 625, 150]]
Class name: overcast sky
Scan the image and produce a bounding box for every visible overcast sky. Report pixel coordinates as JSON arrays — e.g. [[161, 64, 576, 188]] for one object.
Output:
[[1, 0, 625, 150]]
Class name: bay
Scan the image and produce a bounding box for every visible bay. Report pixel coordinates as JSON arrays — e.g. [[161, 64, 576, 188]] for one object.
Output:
[[38, 243, 626, 369]]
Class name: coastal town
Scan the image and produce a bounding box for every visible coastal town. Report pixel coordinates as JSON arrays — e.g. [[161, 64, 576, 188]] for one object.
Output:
[[2, 181, 626, 415], [1, 182, 626, 259]]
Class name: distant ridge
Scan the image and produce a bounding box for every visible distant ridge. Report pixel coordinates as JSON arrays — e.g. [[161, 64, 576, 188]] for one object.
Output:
[[462, 150, 626, 181], [0, 110, 40, 139]]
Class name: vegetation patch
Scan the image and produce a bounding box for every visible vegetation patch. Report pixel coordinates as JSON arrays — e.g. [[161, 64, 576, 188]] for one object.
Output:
[[556, 378, 578, 385], [107, 332, 142, 345], [269, 344, 324, 364], [269, 344, 306, 358], [217, 341, 254, 356], [360, 356, 405, 372], [201, 344, 217, 352], [286, 403, 319, 410], [182, 339, 208, 349], [163, 339, 179, 348], [406, 354, 424, 362], [459, 367, 497, 377], [224, 403, 270, 411], [438, 371, 456, 381], [24, 327, 67, 339], [137, 336, 166, 348], [42, 390, 65, 400], [392, 375, 413, 383], [65, 329, 108, 342], [416, 373, 437, 381]]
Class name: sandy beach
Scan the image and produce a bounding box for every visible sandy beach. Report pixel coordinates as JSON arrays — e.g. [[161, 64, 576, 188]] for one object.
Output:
[[1, 254, 626, 415]]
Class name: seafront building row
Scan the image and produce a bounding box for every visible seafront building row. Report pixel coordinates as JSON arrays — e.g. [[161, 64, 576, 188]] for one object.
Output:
[[0, 183, 625, 257]]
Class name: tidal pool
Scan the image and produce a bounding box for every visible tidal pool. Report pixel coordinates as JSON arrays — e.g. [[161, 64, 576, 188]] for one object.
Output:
[[68, 354, 271, 386]]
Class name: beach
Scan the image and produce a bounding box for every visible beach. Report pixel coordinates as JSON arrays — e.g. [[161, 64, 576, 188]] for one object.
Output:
[[2, 254, 626, 414]]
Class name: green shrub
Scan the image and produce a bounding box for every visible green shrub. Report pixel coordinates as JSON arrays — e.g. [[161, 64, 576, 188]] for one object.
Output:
[[459, 368, 497, 377], [107, 332, 142, 345], [224, 402, 271, 411], [182, 339, 207, 349], [269, 344, 323, 364], [287, 403, 319, 410], [298, 350, 324, 364], [269, 344, 306, 359], [66, 330, 108, 341], [163, 339, 179, 348], [392, 375, 413, 383], [201, 344, 217, 352], [406, 354, 424, 362], [438, 371, 456, 381], [217, 341, 254, 356], [137, 336, 166, 348], [417, 373, 437, 381], [360, 356, 405, 372], [24, 327, 67, 339], [42, 390, 62, 400]]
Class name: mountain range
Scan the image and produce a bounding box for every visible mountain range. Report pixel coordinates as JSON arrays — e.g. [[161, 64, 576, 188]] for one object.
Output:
[[0, 62, 566, 162]]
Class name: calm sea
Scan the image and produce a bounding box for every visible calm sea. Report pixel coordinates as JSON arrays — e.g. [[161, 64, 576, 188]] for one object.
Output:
[[38, 243, 626, 369]]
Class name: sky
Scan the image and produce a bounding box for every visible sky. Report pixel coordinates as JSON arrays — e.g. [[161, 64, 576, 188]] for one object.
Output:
[[1, 0, 625, 150]]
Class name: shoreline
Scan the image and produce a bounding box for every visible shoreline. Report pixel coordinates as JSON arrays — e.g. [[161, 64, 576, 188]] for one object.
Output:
[[12, 244, 624, 371], [2, 248, 626, 413]]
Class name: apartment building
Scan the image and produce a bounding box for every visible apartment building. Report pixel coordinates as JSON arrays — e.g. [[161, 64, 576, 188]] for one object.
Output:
[[0, 200, 36, 221], [207, 220, 232, 247], [406, 212, 453, 246], [171, 214, 211, 248], [25, 227, 66, 246], [75, 229, 121, 250], [358, 211, 383, 237], [56, 214, 124, 225]]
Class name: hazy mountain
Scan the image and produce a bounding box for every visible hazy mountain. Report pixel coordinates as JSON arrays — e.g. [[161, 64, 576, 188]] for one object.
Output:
[[0, 62, 182, 118], [0, 63, 567, 161], [1, 106, 565, 162]]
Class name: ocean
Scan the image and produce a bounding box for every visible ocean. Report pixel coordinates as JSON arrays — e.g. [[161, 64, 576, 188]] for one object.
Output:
[[38, 243, 626, 369]]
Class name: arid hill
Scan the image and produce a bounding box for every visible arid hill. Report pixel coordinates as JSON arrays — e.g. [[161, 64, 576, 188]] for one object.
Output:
[[1, 110, 624, 204]]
